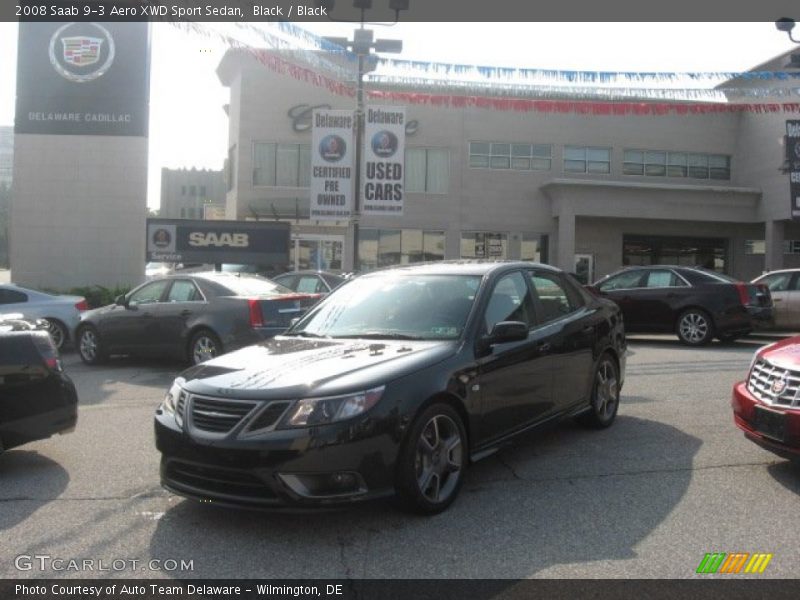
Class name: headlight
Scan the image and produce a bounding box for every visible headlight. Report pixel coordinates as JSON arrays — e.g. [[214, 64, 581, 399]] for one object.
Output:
[[281, 386, 385, 428], [162, 380, 183, 415]]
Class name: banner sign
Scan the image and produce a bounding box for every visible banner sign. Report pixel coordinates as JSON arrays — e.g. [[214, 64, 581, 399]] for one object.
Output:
[[787, 120, 800, 220], [15, 22, 150, 137], [310, 108, 354, 220], [362, 106, 405, 216], [146, 219, 290, 266]]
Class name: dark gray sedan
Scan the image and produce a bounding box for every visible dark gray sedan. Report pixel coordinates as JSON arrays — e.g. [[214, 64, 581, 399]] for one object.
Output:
[[75, 273, 321, 366]]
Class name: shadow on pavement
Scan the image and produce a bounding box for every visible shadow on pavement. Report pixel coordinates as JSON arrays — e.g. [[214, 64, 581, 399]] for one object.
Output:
[[148, 415, 701, 578], [766, 461, 800, 496], [0, 450, 69, 531]]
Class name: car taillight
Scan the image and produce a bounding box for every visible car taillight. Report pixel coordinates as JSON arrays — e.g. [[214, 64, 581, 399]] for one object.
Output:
[[734, 282, 749, 306], [75, 298, 89, 311], [248, 299, 264, 328], [32, 332, 62, 371]]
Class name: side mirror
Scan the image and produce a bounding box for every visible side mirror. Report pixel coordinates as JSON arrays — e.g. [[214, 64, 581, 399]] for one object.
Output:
[[115, 295, 128, 307], [484, 321, 528, 346]]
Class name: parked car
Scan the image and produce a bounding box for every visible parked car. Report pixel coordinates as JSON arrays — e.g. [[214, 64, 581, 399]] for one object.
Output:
[[588, 266, 772, 346], [272, 271, 347, 296], [0, 316, 78, 453], [751, 269, 800, 330], [0, 284, 88, 350], [76, 272, 321, 366], [155, 261, 626, 514], [732, 337, 800, 463]]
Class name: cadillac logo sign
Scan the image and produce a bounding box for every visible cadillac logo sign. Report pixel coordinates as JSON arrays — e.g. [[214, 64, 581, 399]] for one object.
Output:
[[49, 22, 115, 83], [771, 375, 788, 395]]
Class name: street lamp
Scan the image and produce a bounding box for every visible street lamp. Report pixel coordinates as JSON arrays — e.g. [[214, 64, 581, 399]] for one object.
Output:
[[318, 0, 407, 272]]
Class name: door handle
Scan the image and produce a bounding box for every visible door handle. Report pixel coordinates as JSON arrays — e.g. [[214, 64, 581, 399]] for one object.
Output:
[[180, 309, 193, 316], [538, 342, 552, 353]]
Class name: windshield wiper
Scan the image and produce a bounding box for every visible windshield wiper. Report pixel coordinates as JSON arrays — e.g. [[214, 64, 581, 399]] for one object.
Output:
[[333, 332, 422, 340]]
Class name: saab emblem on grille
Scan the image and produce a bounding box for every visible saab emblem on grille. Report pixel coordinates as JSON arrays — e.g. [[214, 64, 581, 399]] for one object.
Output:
[[771, 375, 788, 395]]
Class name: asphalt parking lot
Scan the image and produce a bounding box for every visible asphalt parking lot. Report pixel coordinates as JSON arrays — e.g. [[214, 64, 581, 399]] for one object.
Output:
[[1, 336, 799, 579]]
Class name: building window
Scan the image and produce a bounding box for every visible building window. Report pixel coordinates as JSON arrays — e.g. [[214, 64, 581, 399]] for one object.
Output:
[[744, 240, 766, 255], [359, 229, 445, 271], [460, 232, 508, 259], [469, 141, 551, 171], [564, 146, 610, 174], [624, 149, 730, 181], [520, 233, 542, 262], [406, 148, 449, 193], [181, 185, 186, 196], [253, 142, 311, 187]]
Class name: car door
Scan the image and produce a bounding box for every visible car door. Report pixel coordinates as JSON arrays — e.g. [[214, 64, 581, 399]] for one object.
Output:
[[596, 270, 647, 330], [758, 272, 794, 329], [634, 268, 691, 330], [156, 278, 207, 356], [99, 280, 170, 353], [474, 271, 553, 446]]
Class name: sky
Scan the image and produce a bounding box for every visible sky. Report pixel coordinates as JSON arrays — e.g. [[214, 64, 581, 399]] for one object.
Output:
[[0, 22, 795, 208]]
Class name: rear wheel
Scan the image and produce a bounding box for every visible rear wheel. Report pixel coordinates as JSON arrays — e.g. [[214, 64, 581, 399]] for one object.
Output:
[[188, 329, 222, 365], [44, 318, 68, 350], [676, 309, 714, 346], [578, 354, 620, 429], [77, 325, 107, 365], [395, 403, 467, 515]]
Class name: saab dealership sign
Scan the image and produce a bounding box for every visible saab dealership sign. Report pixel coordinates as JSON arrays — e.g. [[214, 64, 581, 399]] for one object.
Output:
[[15, 22, 150, 136], [362, 106, 405, 216], [146, 219, 290, 265], [788, 120, 800, 220], [310, 108, 354, 220]]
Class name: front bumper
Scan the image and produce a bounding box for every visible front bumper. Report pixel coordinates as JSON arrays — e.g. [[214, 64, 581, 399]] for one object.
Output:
[[731, 381, 800, 459], [154, 408, 400, 509]]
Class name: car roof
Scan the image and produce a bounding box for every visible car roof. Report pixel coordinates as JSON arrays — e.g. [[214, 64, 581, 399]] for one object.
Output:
[[359, 260, 560, 277]]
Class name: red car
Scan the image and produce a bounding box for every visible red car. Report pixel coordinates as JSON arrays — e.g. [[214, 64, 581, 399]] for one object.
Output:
[[732, 338, 800, 462]]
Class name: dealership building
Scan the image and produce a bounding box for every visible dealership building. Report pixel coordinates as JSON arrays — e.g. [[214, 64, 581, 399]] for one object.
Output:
[[217, 48, 800, 282]]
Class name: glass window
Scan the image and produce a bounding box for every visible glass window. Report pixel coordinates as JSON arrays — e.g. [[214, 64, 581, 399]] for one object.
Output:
[[296, 276, 326, 294], [644, 151, 666, 176], [485, 272, 536, 332], [688, 154, 709, 179], [623, 150, 644, 175], [760, 272, 793, 292], [527, 271, 575, 323], [272, 274, 297, 290], [645, 270, 687, 288], [129, 280, 170, 305], [745, 240, 766, 255], [276, 144, 300, 187], [359, 229, 444, 271], [461, 232, 508, 259], [520, 234, 541, 262], [167, 280, 202, 302], [598, 270, 645, 291], [0, 288, 28, 304], [470, 142, 550, 171], [406, 148, 449, 193], [565, 146, 609, 174], [667, 152, 688, 177], [253, 142, 310, 187], [253, 142, 276, 186], [709, 154, 731, 180]]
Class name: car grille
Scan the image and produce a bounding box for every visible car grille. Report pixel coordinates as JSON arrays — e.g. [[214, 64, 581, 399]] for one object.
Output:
[[747, 359, 800, 408], [165, 461, 276, 500], [175, 390, 188, 427], [188, 395, 258, 434]]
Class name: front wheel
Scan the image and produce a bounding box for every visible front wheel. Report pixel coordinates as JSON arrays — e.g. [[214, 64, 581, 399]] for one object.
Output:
[[188, 329, 222, 365], [578, 354, 620, 429], [676, 309, 714, 346], [395, 403, 467, 515], [77, 325, 107, 365]]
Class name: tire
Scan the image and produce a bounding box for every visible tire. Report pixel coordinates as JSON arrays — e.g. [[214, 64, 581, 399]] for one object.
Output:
[[395, 403, 467, 515], [718, 334, 739, 344], [44, 318, 68, 351], [77, 325, 107, 365], [676, 308, 714, 346], [578, 353, 620, 429], [188, 329, 223, 365]]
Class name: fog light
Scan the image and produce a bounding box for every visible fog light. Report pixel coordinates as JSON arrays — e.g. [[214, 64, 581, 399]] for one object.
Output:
[[278, 472, 367, 499]]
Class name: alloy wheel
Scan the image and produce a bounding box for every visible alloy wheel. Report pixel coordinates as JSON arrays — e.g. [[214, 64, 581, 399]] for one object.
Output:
[[79, 329, 97, 362], [45, 319, 65, 350], [192, 335, 218, 364], [679, 312, 709, 344], [594, 359, 619, 421], [414, 414, 464, 504]]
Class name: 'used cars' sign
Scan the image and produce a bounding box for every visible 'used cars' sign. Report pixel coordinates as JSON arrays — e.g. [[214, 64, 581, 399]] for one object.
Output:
[[146, 219, 290, 268], [362, 106, 405, 217]]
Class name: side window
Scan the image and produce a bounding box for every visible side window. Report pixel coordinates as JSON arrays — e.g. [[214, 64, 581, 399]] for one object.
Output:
[[0, 289, 28, 304], [645, 269, 687, 288], [597, 270, 644, 291], [528, 271, 575, 323], [484, 272, 536, 333], [296, 276, 325, 294], [167, 280, 202, 302], [274, 275, 297, 291], [128, 280, 169, 305], [764, 273, 793, 292]]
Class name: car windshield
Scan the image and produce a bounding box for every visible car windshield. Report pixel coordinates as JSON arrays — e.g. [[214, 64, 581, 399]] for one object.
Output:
[[288, 273, 482, 340]]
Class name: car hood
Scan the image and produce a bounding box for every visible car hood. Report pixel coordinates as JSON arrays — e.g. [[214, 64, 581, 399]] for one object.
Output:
[[758, 335, 800, 370], [179, 336, 459, 400]]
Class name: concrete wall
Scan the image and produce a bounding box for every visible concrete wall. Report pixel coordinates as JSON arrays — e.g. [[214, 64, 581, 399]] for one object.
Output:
[[10, 134, 147, 289]]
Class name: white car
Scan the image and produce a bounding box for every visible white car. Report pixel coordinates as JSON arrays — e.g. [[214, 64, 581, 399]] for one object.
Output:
[[752, 269, 800, 330], [0, 284, 88, 349]]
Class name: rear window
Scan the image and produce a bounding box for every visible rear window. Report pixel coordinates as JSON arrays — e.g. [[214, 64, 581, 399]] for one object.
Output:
[[203, 275, 292, 297], [681, 269, 738, 284]]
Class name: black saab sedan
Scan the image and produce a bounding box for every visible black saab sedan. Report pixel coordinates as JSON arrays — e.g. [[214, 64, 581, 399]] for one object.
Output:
[[0, 316, 78, 453], [76, 273, 321, 366], [589, 266, 772, 346], [155, 261, 626, 514]]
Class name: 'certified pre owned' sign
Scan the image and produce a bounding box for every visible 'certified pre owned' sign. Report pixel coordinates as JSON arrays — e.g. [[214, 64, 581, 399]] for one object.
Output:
[[362, 106, 405, 217], [146, 219, 290, 267]]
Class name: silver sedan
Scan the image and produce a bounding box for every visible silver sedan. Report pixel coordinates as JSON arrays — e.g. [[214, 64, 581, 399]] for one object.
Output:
[[0, 284, 87, 349]]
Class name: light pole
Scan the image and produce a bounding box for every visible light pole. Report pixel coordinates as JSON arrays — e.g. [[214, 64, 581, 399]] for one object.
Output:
[[319, 0, 407, 272]]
